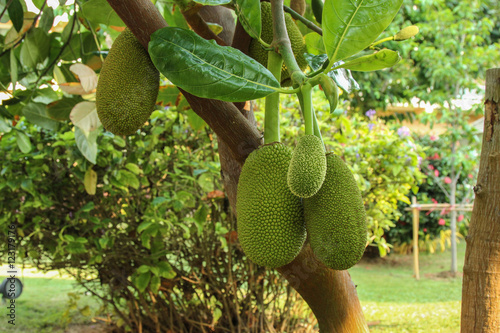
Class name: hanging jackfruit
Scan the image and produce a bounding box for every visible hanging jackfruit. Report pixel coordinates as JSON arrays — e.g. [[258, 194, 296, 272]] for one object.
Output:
[[248, 2, 307, 86], [287, 135, 326, 198], [96, 28, 160, 136], [236, 143, 306, 268], [304, 153, 367, 270]]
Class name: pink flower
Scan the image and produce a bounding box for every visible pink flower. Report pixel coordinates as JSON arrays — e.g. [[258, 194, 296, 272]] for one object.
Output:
[[430, 135, 438, 141], [468, 174, 474, 179], [428, 165, 434, 170], [433, 153, 440, 160], [444, 177, 452, 184], [438, 218, 446, 226], [458, 215, 464, 222], [434, 169, 439, 177], [423, 228, 428, 232], [431, 198, 438, 204]]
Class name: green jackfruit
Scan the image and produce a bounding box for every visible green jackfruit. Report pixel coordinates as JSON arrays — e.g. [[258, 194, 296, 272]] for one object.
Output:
[[96, 29, 160, 136], [248, 2, 307, 86], [304, 153, 367, 270], [236, 143, 306, 268], [287, 135, 326, 198]]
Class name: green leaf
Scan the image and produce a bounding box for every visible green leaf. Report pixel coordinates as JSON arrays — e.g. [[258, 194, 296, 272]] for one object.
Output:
[[150, 275, 161, 294], [125, 163, 142, 175], [0, 117, 11, 133], [20, 28, 50, 68], [152, 197, 168, 207], [75, 127, 99, 164], [158, 261, 176, 279], [79, 201, 95, 212], [47, 97, 83, 121], [39, 6, 54, 33], [23, 102, 59, 131], [7, 0, 23, 32], [186, 109, 206, 131], [193, 0, 231, 5], [335, 49, 401, 72], [318, 74, 339, 113], [135, 271, 151, 292], [234, 0, 262, 40], [119, 170, 140, 190], [322, 0, 403, 66], [149, 27, 279, 102], [14, 129, 32, 153], [70, 101, 101, 132], [84, 167, 97, 195], [81, 0, 125, 27], [304, 32, 326, 55], [136, 265, 150, 274]]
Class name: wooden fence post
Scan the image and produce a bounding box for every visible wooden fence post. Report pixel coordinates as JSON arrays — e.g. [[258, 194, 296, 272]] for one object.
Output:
[[412, 196, 420, 280]]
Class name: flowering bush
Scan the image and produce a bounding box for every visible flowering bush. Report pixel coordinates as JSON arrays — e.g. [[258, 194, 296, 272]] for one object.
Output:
[[386, 133, 479, 253]]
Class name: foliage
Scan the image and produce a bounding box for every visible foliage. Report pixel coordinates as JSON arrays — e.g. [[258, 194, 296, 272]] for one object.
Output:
[[348, 0, 500, 111], [0, 107, 314, 331], [386, 130, 479, 253], [0, 0, 420, 330]]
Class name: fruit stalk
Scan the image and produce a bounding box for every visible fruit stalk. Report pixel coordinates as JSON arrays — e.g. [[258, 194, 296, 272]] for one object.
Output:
[[270, 0, 306, 85], [301, 82, 314, 136], [264, 50, 283, 144]]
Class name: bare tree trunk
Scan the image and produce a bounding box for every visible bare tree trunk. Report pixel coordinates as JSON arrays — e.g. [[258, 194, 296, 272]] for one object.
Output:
[[461, 68, 500, 332], [107, 1, 369, 331]]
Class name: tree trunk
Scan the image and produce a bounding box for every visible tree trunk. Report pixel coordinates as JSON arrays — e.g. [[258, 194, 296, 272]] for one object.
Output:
[[107, 1, 369, 331], [460, 68, 500, 332]]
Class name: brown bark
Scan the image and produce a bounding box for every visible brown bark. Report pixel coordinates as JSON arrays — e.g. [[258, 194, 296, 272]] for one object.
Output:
[[106, 1, 369, 331], [461, 68, 500, 332]]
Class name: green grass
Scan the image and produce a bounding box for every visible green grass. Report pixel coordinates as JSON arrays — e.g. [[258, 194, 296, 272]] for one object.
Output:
[[1, 276, 102, 333], [0, 243, 466, 332], [350, 241, 466, 332]]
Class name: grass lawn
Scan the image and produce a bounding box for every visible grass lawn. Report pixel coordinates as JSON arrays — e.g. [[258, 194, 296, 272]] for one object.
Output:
[[0, 273, 103, 333], [350, 241, 466, 332], [0, 242, 466, 332]]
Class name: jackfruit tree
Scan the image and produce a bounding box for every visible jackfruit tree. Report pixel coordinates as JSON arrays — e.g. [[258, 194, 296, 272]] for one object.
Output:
[[6, 0, 475, 332]]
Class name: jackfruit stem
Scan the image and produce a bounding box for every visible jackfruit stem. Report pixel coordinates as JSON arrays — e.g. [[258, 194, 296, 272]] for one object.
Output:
[[313, 110, 325, 152], [301, 82, 314, 136], [264, 50, 283, 144], [270, 0, 306, 86]]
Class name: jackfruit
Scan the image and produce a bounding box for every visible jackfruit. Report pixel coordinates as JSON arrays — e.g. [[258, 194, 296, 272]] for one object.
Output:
[[287, 135, 326, 198], [290, 0, 306, 16], [96, 28, 160, 136], [236, 143, 306, 268], [248, 2, 307, 86], [304, 153, 367, 270]]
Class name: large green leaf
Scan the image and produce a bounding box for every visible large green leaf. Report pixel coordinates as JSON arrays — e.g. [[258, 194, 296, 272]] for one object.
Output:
[[20, 28, 50, 68], [23, 102, 59, 131], [335, 49, 401, 71], [75, 127, 99, 164], [149, 27, 279, 102], [7, 0, 23, 32], [234, 0, 262, 40], [81, 0, 124, 27], [14, 129, 32, 153], [322, 0, 403, 66]]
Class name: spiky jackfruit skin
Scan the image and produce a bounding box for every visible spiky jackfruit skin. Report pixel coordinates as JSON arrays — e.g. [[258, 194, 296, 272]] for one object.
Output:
[[287, 135, 326, 198], [304, 153, 367, 270], [248, 2, 307, 86], [236, 143, 306, 268], [96, 29, 160, 136]]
